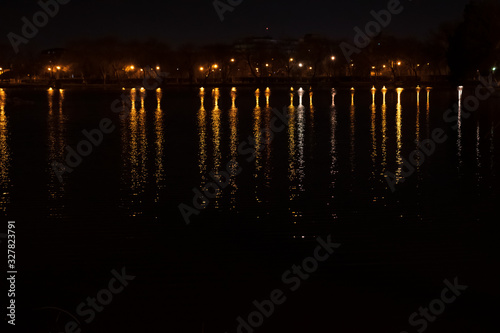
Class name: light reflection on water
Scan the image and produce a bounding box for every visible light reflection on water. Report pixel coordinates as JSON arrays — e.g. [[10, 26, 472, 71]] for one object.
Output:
[[370, 101, 377, 196], [122, 88, 149, 216], [457, 99, 463, 174], [253, 89, 262, 206], [229, 88, 239, 210], [47, 89, 66, 218], [263, 92, 273, 193], [2, 86, 498, 224], [198, 88, 207, 188], [211, 88, 222, 208], [288, 104, 300, 223], [0, 89, 9, 215], [395, 102, 403, 183], [154, 88, 165, 203], [329, 105, 338, 219]]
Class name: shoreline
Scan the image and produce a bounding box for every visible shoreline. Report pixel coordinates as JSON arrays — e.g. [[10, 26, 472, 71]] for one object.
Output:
[[1, 80, 498, 91]]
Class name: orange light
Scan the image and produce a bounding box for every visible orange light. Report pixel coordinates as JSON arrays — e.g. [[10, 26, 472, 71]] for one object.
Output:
[[130, 65, 135, 70], [230, 58, 235, 62], [56, 66, 61, 70], [199, 67, 204, 71], [331, 56, 335, 60]]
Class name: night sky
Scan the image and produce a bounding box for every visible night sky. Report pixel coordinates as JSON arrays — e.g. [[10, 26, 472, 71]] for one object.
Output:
[[1, 0, 468, 50]]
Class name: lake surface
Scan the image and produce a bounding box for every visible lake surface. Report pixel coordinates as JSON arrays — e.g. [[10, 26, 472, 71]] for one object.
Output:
[[1, 85, 499, 332]]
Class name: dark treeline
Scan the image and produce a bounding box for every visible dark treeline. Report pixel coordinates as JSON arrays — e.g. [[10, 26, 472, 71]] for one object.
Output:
[[0, 0, 498, 85]]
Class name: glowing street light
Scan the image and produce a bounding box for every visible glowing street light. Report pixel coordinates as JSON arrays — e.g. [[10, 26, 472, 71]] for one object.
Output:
[[289, 58, 294, 62], [331, 56, 336, 61], [298, 63, 303, 68], [47, 67, 52, 71], [213, 64, 218, 69], [265, 63, 269, 67], [383, 65, 386, 68], [397, 61, 402, 66], [199, 67, 204, 71], [56, 66, 61, 70], [156, 66, 160, 70], [130, 65, 135, 70], [230, 58, 235, 62]]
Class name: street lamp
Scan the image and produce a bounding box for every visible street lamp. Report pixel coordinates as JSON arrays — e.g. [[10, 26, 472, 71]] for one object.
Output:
[[230, 58, 235, 63], [298, 63, 303, 68], [331, 56, 335, 61]]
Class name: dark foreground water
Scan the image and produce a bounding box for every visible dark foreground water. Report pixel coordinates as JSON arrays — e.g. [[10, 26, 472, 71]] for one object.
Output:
[[1, 86, 499, 332]]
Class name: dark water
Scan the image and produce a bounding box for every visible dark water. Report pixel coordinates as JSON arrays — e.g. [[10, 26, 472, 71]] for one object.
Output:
[[1, 86, 499, 332]]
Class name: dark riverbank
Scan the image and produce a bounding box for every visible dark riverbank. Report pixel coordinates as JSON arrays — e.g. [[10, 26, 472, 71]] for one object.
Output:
[[1, 79, 497, 91]]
